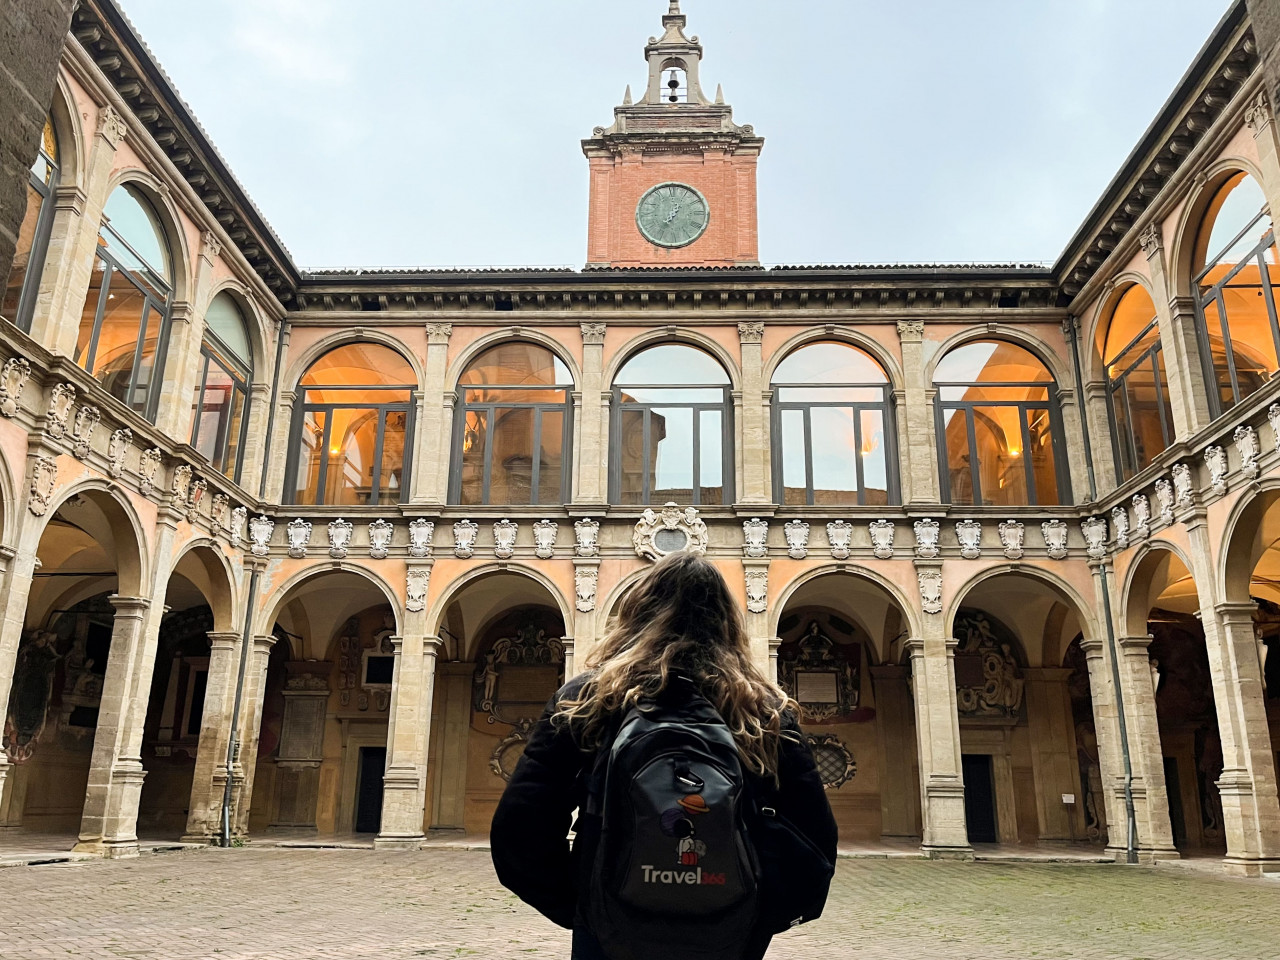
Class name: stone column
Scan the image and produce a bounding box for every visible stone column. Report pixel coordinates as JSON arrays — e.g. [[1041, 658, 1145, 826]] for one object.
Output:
[[1206, 602, 1280, 874], [237, 380, 274, 495], [896, 321, 940, 506], [376, 616, 443, 848], [1078, 638, 1126, 851], [415, 322, 452, 505], [1025, 667, 1081, 841], [263, 388, 296, 503], [29, 105, 125, 355], [232, 634, 277, 836], [430, 661, 473, 832], [906, 565, 971, 857], [1113, 634, 1179, 860], [870, 664, 922, 840], [182, 630, 243, 841], [737, 322, 768, 504], [1081, 379, 1120, 493], [576, 323, 608, 505], [1142, 226, 1208, 439]]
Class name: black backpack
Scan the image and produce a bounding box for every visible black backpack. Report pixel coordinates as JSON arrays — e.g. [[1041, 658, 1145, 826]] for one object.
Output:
[[582, 686, 758, 960]]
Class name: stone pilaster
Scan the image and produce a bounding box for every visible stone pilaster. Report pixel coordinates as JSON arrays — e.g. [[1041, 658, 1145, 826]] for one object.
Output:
[[870, 663, 922, 840], [154, 232, 222, 438], [232, 634, 277, 836], [896, 320, 940, 506], [575, 323, 608, 504], [571, 557, 601, 676], [415, 322, 453, 505], [182, 630, 243, 841], [1113, 633, 1179, 860], [737, 322, 769, 504], [1025, 667, 1082, 841], [1142, 226, 1207, 440], [1078, 638, 1125, 852]]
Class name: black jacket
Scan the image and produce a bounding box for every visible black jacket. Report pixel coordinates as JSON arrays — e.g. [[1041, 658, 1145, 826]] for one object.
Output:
[[490, 673, 839, 935]]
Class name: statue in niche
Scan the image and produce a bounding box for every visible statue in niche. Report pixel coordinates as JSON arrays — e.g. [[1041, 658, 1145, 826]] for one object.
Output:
[[952, 611, 1024, 719], [776, 620, 860, 725], [4, 630, 61, 762], [1196, 724, 1224, 842]]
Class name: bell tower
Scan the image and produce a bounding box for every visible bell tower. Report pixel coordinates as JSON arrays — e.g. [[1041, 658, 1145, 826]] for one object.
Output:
[[583, 1, 764, 269]]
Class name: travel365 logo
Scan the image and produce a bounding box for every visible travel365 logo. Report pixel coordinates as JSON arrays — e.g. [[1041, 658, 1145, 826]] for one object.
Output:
[[640, 793, 726, 885]]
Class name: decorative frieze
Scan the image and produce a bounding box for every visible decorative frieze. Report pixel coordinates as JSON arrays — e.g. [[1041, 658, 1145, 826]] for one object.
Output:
[[1042, 520, 1068, 560], [742, 518, 769, 559], [998, 520, 1024, 560], [1111, 506, 1130, 550], [28, 456, 58, 517], [737, 321, 764, 344], [0, 357, 31, 417], [230, 507, 248, 548], [913, 519, 939, 559], [409, 519, 435, 559], [328, 519, 353, 559], [248, 515, 274, 557], [1172, 462, 1195, 507], [745, 567, 768, 614], [1132, 494, 1151, 540], [533, 520, 558, 559], [868, 520, 894, 560], [1081, 517, 1108, 561], [574, 519, 600, 558], [917, 569, 943, 615], [172, 464, 193, 502], [823, 521, 851, 560], [1204, 445, 1228, 495], [406, 568, 431, 614], [108, 428, 132, 478], [955, 520, 982, 560], [454, 520, 479, 559], [494, 520, 519, 559], [634, 503, 708, 561], [1154, 477, 1175, 525], [1234, 425, 1260, 481], [186, 478, 206, 523], [46, 382, 76, 439], [368, 519, 394, 559], [784, 521, 810, 560], [287, 519, 313, 559], [575, 566, 598, 613], [210, 494, 229, 531], [71, 405, 100, 460], [139, 448, 162, 496]]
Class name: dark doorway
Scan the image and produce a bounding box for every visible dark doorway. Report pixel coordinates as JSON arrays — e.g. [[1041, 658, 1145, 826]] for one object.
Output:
[[962, 754, 998, 843], [1164, 757, 1187, 847], [355, 746, 386, 834]]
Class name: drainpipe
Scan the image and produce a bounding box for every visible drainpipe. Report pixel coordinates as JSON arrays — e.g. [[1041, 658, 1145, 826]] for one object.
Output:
[[1065, 315, 1138, 865], [220, 317, 290, 847]]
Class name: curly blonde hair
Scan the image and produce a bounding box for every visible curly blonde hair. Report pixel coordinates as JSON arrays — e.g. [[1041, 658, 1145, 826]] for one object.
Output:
[[553, 551, 798, 778]]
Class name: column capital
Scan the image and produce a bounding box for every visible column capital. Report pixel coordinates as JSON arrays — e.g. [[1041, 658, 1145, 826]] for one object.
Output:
[[426, 322, 453, 345], [896, 319, 925, 343], [737, 321, 764, 344], [581, 322, 607, 345], [1078, 637, 1105, 657], [1214, 600, 1258, 625], [1117, 634, 1154, 652], [108, 595, 150, 615], [252, 634, 278, 654], [97, 105, 128, 147], [206, 631, 242, 652]]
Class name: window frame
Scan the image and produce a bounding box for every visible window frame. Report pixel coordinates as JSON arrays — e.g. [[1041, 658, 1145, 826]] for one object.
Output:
[[191, 323, 252, 483], [1104, 315, 1173, 483], [9, 132, 59, 333], [933, 374, 1070, 507], [610, 380, 735, 506], [1192, 205, 1280, 415], [285, 381, 417, 507], [770, 380, 900, 506]]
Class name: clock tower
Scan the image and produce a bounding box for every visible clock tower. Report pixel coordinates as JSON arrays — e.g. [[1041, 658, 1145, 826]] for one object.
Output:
[[583, 1, 764, 269]]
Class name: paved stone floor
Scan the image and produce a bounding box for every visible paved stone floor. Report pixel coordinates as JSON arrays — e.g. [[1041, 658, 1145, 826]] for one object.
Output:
[[2, 847, 1276, 959]]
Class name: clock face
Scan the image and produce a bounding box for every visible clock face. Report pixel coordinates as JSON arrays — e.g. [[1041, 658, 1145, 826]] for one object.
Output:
[[636, 183, 710, 249]]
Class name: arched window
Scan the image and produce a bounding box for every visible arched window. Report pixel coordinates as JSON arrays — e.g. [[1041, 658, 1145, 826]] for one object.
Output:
[[1193, 173, 1279, 413], [452, 343, 574, 506], [287, 343, 416, 505], [74, 184, 173, 418], [1104, 285, 1173, 481], [771, 341, 897, 505], [191, 292, 252, 482], [612, 344, 732, 505], [933, 340, 1068, 506], [2, 117, 59, 332]]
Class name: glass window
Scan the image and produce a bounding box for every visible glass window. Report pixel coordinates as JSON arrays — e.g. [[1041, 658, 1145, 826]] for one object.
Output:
[[74, 184, 173, 418], [1193, 173, 1280, 413], [288, 343, 416, 505], [2, 118, 59, 332], [191, 293, 253, 482], [933, 340, 1067, 506], [453, 343, 573, 506], [1104, 285, 1173, 482], [612, 344, 732, 505], [771, 342, 897, 506]]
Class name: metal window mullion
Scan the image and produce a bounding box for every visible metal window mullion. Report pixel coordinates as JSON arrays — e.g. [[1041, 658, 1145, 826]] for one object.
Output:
[[1020, 405, 1036, 506], [965, 407, 982, 506], [802, 406, 814, 506], [1195, 218, 1272, 286], [1150, 348, 1172, 450], [233, 381, 251, 484], [191, 352, 211, 450], [1117, 378, 1139, 479], [1105, 382, 1127, 485], [531, 407, 543, 505], [370, 410, 386, 506], [934, 400, 951, 504], [482, 403, 496, 506], [1215, 291, 1243, 403], [560, 396, 573, 505], [127, 300, 152, 412], [85, 258, 114, 372], [852, 404, 867, 507], [316, 412, 333, 506], [642, 407, 652, 503], [691, 405, 701, 505], [722, 387, 734, 503], [1254, 251, 1280, 363]]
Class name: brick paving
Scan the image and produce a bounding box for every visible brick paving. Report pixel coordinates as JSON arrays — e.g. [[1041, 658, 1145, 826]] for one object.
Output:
[[1, 847, 1276, 959]]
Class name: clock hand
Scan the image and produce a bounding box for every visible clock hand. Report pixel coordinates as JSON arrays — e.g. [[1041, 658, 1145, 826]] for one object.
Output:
[[665, 203, 681, 223]]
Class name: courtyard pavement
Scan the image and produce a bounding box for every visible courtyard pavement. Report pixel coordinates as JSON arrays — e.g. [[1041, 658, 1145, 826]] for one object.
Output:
[[1, 846, 1276, 959]]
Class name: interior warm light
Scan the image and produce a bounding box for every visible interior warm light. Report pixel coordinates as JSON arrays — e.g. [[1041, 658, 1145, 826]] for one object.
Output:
[[861, 431, 882, 457]]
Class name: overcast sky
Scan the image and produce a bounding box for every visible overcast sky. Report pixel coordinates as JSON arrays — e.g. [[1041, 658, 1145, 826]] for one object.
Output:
[[117, 0, 1233, 270]]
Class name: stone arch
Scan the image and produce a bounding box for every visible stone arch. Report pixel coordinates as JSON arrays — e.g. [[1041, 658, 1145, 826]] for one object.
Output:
[[597, 564, 653, 627], [1083, 272, 1160, 385], [200, 278, 273, 384], [770, 562, 921, 656], [425, 562, 573, 650], [1121, 538, 1202, 639], [444, 329, 582, 391], [167, 538, 239, 633], [602, 327, 742, 391], [257, 563, 404, 641], [48, 72, 85, 191], [102, 169, 194, 304], [1168, 157, 1269, 300], [31, 479, 150, 598], [1219, 477, 1280, 604], [284, 329, 424, 392], [925, 326, 1072, 389], [946, 563, 1098, 668], [763, 326, 905, 391], [0, 447, 17, 550]]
